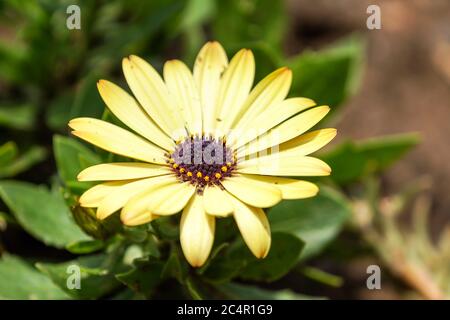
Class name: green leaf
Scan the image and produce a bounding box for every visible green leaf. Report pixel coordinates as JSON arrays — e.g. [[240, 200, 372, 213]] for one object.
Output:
[[201, 240, 248, 283], [212, 0, 286, 50], [70, 73, 105, 119], [0, 103, 37, 130], [321, 133, 420, 184], [301, 266, 343, 288], [0, 40, 28, 85], [46, 91, 75, 131], [178, 0, 215, 30], [90, 0, 184, 63], [185, 277, 204, 300], [240, 233, 304, 282], [53, 135, 101, 191], [0, 145, 47, 178], [161, 245, 189, 284], [71, 205, 122, 240], [197, 242, 229, 275], [142, 236, 161, 258], [36, 252, 125, 299], [216, 282, 323, 300], [0, 142, 18, 167], [122, 225, 148, 243], [0, 254, 69, 300], [151, 216, 179, 240], [177, 0, 216, 62], [289, 36, 364, 117], [66, 240, 105, 255], [269, 186, 351, 260], [321, 142, 367, 185], [357, 133, 421, 170], [116, 257, 164, 299], [203, 233, 303, 283], [0, 181, 91, 248]]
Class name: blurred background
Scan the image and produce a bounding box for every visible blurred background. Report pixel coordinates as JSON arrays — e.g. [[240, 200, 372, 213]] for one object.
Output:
[[0, 0, 449, 299]]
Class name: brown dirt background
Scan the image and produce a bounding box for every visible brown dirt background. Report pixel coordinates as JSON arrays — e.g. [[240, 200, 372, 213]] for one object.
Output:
[[287, 0, 450, 228]]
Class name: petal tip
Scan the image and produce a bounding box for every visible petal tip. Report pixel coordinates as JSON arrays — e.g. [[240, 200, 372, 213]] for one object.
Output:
[[76, 172, 85, 181], [280, 66, 292, 74], [96, 209, 108, 220], [121, 57, 131, 69], [128, 54, 143, 63], [186, 257, 206, 268], [67, 120, 77, 130], [208, 40, 222, 48]]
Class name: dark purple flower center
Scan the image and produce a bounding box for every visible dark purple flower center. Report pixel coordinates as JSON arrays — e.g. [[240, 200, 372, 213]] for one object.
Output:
[[167, 136, 236, 192]]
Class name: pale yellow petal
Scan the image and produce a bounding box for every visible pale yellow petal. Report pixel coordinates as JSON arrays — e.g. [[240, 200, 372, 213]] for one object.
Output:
[[79, 181, 128, 207], [237, 105, 330, 157], [77, 162, 170, 181], [163, 60, 202, 135], [230, 196, 271, 258], [69, 118, 166, 164], [237, 155, 331, 177], [277, 128, 337, 156], [193, 41, 228, 134], [122, 211, 158, 227], [122, 55, 184, 138], [97, 80, 175, 151], [233, 97, 316, 149], [180, 194, 215, 267], [215, 49, 255, 133], [221, 174, 281, 208], [231, 67, 292, 131], [119, 177, 179, 223], [150, 182, 196, 215], [203, 185, 234, 217], [97, 175, 176, 220], [241, 175, 319, 199]]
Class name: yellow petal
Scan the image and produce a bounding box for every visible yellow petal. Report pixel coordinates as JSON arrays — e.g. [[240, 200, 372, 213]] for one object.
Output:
[[193, 41, 228, 134], [122, 55, 184, 138], [69, 118, 167, 164], [242, 175, 319, 199], [215, 49, 254, 133], [230, 196, 271, 258], [122, 211, 158, 227], [231, 67, 292, 131], [150, 182, 196, 215], [278, 128, 337, 156], [79, 181, 128, 207], [233, 97, 316, 149], [77, 162, 170, 181], [120, 178, 181, 224], [163, 60, 202, 135], [97, 175, 176, 220], [237, 155, 331, 176], [203, 185, 234, 217], [221, 174, 281, 208], [180, 194, 215, 267], [237, 105, 330, 157], [97, 80, 175, 151]]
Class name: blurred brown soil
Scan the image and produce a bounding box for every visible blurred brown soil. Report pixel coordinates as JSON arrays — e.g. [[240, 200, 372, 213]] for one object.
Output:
[[287, 0, 450, 228], [283, 0, 450, 299]]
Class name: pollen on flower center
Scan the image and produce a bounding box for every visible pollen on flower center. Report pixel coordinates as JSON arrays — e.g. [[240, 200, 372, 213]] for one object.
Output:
[[167, 135, 236, 193]]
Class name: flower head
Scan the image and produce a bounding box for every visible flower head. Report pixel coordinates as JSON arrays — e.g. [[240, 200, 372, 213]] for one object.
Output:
[[69, 41, 336, 267]]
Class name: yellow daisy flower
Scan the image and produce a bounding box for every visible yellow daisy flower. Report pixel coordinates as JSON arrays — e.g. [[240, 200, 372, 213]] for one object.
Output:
[[69, 41, 336, 267]]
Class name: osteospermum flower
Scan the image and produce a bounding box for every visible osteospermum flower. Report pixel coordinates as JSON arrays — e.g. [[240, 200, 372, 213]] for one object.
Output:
[[69, 41, 336, 267]]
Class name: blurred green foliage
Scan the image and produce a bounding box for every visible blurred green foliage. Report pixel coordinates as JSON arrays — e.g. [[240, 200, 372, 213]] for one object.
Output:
[[0, 0, 420, 300]]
